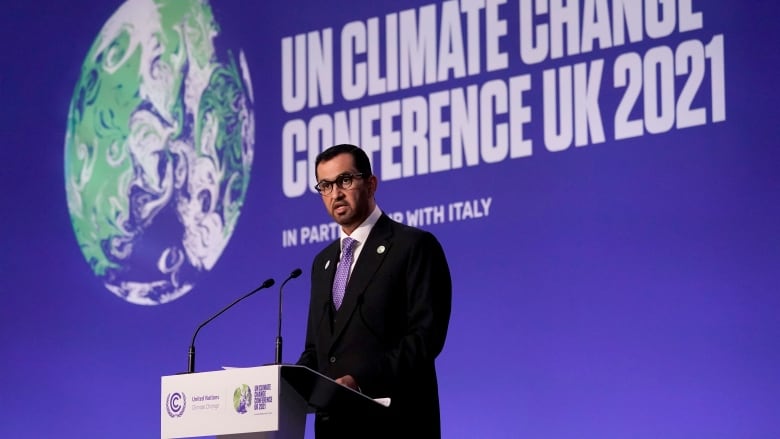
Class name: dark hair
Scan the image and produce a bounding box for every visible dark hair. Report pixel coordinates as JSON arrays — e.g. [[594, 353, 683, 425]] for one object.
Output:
[[315, 144, 373, 177]]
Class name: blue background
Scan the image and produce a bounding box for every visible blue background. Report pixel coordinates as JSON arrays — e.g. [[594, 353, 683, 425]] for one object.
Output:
[[1, 1, 778, 437]]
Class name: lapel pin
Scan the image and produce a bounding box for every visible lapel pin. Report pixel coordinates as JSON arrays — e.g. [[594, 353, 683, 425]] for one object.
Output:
[[377, 245, 386, 254], [324, 260, 331, 270]]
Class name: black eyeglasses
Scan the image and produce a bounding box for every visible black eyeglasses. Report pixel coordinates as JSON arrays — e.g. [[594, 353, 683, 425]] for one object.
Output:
[[314, 173, 365, 195]]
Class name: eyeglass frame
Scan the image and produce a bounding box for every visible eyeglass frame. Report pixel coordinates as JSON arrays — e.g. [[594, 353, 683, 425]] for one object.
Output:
[[314, 172, 367, 195]]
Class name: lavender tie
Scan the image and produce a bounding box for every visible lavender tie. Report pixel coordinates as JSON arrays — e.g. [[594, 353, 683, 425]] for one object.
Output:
[[332, 237, 357, 310]]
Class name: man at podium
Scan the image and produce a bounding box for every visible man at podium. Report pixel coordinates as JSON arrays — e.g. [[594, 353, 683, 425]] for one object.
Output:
[[297, 144, 452, 438]]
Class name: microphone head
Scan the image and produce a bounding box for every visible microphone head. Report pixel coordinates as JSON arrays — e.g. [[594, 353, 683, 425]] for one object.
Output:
[[290, 268, 303, 279], [262, 278, 275, 288]]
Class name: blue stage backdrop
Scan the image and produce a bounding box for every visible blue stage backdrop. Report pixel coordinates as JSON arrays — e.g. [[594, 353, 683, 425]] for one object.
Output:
[[1, 0, 778, 437]]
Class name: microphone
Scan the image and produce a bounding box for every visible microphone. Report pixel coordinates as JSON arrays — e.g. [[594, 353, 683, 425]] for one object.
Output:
[[187, 278, 275, 374], [275, 268, 303, 365]]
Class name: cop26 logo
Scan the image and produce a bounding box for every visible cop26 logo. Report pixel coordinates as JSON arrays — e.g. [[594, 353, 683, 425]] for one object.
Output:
[[233, 384, 252, 414], [64, 0, 255, 305], [166, 392, 186, 418]]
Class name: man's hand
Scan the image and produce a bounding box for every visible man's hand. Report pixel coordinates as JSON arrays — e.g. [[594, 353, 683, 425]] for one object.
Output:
[[335, 374, 360, 391]]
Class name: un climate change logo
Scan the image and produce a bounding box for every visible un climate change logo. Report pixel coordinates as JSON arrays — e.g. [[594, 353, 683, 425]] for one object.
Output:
[[64, 0, 255, 305], [166, 392, 186, 418]]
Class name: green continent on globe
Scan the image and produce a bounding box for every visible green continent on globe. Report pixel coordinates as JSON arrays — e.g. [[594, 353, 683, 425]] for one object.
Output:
[[64, 0, 254, 305]]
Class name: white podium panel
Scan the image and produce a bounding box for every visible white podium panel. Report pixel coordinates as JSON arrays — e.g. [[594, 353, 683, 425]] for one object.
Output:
[[161, 365, 306, 439]]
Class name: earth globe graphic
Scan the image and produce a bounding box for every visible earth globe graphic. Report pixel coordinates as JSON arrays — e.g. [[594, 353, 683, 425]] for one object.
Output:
[[64, 0, 255, 305]]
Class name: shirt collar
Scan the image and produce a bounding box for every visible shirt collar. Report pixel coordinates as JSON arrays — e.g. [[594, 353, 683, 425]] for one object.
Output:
[[340, 205, 381, 247]]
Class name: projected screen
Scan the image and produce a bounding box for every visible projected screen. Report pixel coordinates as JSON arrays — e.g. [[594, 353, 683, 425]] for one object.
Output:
[[1, 0, 778, 437]]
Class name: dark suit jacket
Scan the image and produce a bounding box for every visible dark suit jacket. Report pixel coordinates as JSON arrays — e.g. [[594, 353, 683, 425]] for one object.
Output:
[[297, 213, 452, 438]]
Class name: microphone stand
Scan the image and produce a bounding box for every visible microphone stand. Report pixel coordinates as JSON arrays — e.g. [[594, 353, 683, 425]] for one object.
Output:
[[275, 268, 303, 365], [187, 278, 275, 374]]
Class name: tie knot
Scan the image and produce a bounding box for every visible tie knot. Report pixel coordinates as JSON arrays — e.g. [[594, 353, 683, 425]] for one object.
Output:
[[342, 237, 357, 255]]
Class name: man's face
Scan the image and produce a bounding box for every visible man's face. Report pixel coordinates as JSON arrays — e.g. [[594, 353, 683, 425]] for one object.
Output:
[[316, 153, 376, 234]]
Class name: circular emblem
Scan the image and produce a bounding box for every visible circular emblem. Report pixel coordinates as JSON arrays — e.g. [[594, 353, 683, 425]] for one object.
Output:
[[64, 0, 255, 305], [233, 384, 252, 414], [166, 392, 186, 418]]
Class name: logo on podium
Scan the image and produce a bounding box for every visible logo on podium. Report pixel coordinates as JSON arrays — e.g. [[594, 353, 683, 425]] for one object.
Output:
[[166, 392, 187, 418], [233, 384, 252, 414]]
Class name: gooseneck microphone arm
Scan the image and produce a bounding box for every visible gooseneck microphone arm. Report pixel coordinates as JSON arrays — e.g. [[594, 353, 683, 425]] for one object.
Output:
[[187, 278, 275, 374], [276, 268, 303, 365]]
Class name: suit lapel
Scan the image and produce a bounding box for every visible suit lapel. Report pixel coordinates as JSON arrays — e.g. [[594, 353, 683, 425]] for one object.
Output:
[[328, 214, 394, 350], [315, 240, 340, 328]]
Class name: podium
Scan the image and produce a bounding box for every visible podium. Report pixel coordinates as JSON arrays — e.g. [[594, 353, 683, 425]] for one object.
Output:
[[161, 365, 387, 438]]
